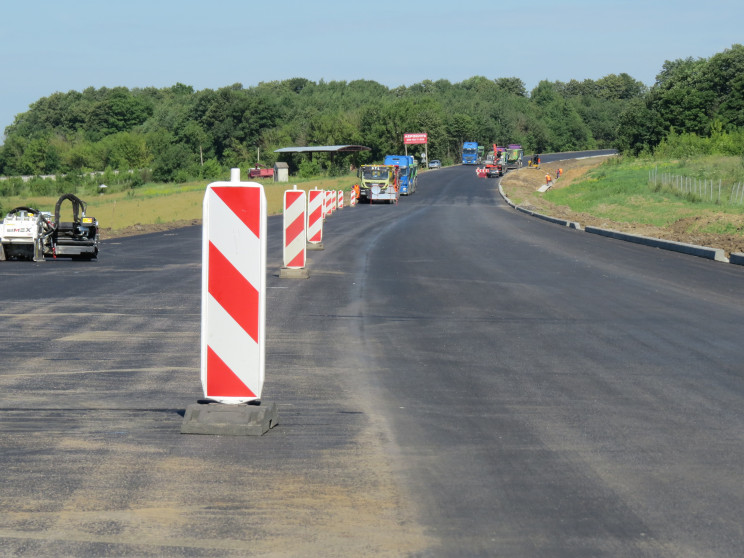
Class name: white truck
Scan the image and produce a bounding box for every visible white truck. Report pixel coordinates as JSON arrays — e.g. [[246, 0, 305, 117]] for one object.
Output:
[[0, 194, 99, 261]]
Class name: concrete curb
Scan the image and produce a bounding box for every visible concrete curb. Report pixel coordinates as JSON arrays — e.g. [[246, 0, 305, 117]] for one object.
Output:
[[498, 182, 736, 265], [584, 226, 729, 263], [498, 184, 516, 208], [499, 184, 580, 229], [516, 205, 582, 230]]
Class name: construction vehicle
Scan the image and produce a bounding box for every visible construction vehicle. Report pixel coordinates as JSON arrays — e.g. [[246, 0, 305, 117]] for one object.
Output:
[[248, 164, 274, 179], [484, 145, 507, 178], [0, 207, 54, 261], [357, 164, 400, 203], [462, 142, 479, 165], [506, 144, 524, 169], [0, 194, 99, 261], [383, 155, 417, 195]]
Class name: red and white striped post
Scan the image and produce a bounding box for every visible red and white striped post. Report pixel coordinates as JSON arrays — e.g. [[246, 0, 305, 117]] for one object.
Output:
[[280, 186, 308, 278], [181, 168, 277, 436], [200, 168, 266, 403], [319, 190, 327, 220], [307, 188, 324, 250], [325, 189, 334, 216], [337, 190, 344, 209], [350, 188, 357, 206]]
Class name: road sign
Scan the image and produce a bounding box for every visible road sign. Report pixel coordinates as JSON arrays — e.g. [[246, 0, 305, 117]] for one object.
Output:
[[201, 169, 266, 403]]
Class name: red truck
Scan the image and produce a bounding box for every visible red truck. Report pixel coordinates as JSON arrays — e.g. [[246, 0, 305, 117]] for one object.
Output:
[[249, 165, 274, 179], [484, 145, 506, 178]]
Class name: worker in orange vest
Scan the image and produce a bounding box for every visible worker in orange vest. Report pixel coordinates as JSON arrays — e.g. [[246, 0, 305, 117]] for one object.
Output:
[[546, 173, 552, 184]]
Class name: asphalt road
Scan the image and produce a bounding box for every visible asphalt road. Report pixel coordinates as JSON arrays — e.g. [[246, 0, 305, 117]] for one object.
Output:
[[2, 156, 743, 557]]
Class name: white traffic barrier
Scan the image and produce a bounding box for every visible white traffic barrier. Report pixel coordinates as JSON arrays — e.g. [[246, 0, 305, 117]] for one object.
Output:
[[320, 189, 328, 220], [201, 168, 266, 403], [307, 188, 324, 245], [282, 186, 306, 269], [350, 188, 357, 207], [325, 189, 334, 216], [337, 190, 344, 209]]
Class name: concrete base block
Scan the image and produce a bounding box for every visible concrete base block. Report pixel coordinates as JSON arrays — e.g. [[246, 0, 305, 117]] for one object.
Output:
[[307, 242, 324, 251], [181, 400, 278, 436], [279, 267, 309, 279]]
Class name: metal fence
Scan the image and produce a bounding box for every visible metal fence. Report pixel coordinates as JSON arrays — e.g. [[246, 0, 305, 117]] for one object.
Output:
[[648, 166, 744, 205]]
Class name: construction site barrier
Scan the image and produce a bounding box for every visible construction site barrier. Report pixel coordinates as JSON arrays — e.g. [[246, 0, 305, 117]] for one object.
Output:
[[337, 190, 344, 209], [282, 186, 306, 269], [325, 189, 334, 217], [200, 168, 266, 403], [307, 188, 324, 244]]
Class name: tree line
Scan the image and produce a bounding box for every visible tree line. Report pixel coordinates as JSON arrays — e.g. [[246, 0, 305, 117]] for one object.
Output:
[[1, 44, 741, 185]]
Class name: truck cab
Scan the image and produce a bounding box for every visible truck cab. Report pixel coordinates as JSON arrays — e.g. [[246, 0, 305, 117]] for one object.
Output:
[[462, 142, 479, 165], [358, 164, 400, 203], [383, 155, 417, 195]]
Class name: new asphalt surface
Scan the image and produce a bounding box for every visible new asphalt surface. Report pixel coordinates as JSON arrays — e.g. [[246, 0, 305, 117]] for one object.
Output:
[[2, 155, 744, 556]]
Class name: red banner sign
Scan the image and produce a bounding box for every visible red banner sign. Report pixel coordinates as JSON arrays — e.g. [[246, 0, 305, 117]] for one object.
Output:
[[403, 132, 428, 145]]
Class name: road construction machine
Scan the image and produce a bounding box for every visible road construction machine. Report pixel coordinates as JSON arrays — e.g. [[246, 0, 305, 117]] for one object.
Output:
[[506, 144, 524, 169], [484, 145, 507, 177], [0, 194, 99, 261]]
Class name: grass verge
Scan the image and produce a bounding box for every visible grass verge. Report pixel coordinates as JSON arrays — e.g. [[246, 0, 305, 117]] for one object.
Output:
[[501, 155, 744, 256], [1, 173, 358, 237]]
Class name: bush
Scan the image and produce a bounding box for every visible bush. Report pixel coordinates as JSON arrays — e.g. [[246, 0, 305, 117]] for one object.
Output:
[[28, 177, 55, 196], [129, 172, 144, 188], [0, 177, 23, 196], [201, 158, 223, 180], [173, 169, 192, 183], [298, 159, 322, 179]]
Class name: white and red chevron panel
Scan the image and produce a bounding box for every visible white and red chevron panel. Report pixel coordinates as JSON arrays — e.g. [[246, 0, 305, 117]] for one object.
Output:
[[307, 188, 324, 243], [283, 188, 306, 268], [201, 178, 266, 403], [325, 189, 334, 216]]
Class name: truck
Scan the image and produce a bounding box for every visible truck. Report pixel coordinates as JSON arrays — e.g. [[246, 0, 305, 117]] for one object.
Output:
[[484, 145, 507, 178], [357, 164, 400, 203], [248, 165, 274, 179], [0, 194, 99, 261], [505, 144, 524, 169], [462, 142, 479, 165], [383, 155, 417, 195]]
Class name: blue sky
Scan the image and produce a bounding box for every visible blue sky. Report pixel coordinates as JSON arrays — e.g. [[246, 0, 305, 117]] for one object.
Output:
[[2, 0, 742, 139]]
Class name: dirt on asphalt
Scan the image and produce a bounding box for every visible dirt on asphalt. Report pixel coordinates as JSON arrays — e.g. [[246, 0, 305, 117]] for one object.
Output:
[[500, 156, 744, 258]]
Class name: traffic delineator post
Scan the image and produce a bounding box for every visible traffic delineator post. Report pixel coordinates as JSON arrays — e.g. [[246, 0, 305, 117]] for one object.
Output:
[[337, 190, 344, 209], [350, 188, 357, 207], [325, 189, 334, 217], [182, 168, 277, 435], [320, 189, 328, 220], [329, 189, 337, 213], [280, 186, 309, 279], [307, 188, 324, 250]]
